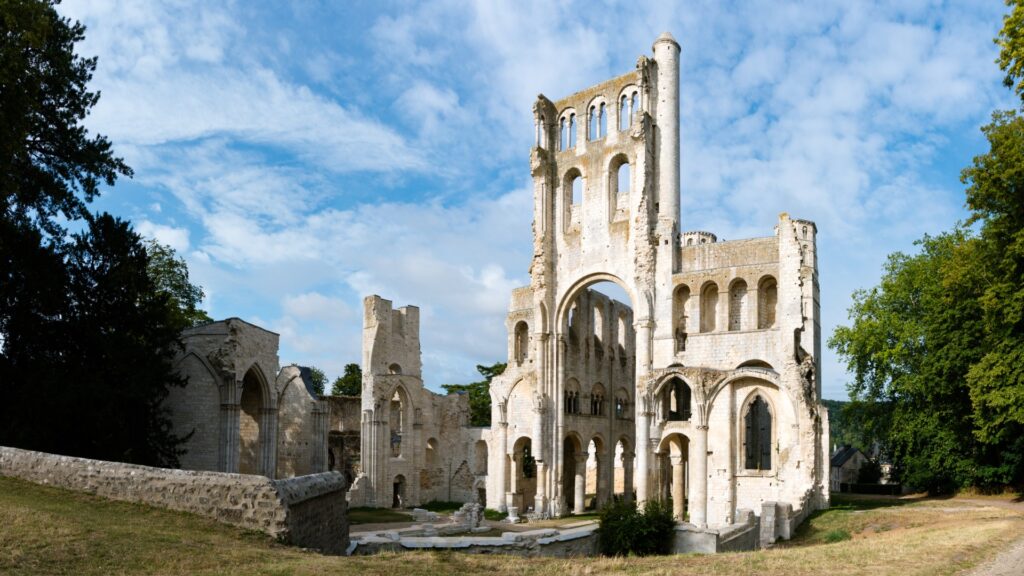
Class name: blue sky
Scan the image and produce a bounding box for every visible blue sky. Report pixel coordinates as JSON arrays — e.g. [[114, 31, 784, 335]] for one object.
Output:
[[61, 1, 1014, 399]]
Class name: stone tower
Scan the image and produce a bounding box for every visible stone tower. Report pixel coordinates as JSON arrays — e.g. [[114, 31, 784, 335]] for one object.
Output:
[[488, 33, 829, 532]]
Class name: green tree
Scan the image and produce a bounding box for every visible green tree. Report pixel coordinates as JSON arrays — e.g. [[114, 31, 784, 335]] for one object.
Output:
[[1, 0, 131, 237], [0, 2, 190, 467], [960, 111, 1024, 450], [997, 0, 1024, 102], [145, 240, 212, 328], [304, 366, 326, 396], [443, 362, 506, 427], [330, 363, 362, 396], [829, 233, 998, 492]]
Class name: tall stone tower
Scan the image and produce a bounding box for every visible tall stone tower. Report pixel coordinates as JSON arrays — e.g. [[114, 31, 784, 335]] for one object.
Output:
[[488, 33, 828, 532]]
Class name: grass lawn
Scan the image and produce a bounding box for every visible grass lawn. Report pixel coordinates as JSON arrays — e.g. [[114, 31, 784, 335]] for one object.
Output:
[[1, 476, 1021, 575]]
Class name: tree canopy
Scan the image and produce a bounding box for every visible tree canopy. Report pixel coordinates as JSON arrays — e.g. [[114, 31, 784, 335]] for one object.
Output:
[[0, 0, 205, 467], [330, 363, 362, 396], [443, 362, 506, 427], [830, 2, 1024, 491]]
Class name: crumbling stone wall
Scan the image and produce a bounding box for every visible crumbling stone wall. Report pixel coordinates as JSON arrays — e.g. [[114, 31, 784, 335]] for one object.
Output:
[[0, 446, 349, 554]]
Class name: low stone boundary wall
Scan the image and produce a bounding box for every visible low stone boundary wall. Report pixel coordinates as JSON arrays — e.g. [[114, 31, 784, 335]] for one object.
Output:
[[0, 446, 348, 554], [351, 524, 599, 557], [672, 510, 760, 554]]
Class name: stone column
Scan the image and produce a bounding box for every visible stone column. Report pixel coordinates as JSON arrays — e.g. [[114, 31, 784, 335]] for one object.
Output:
[[671, 454, 686, 521], [635, 411, 651, 503], [535, 462, 547, 517], [691, 424, 709, 527], [574, 454, 586, 514], [623, 451, 635, 503], [653, 33, 681, 222], [496, 422, 508, 512]]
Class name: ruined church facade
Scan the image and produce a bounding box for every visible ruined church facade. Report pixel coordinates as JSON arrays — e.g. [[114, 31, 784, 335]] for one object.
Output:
[[487, 33, 829, 528]]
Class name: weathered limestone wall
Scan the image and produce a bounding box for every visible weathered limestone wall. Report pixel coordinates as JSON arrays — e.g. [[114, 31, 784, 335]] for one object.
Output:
[[275, 366, 329, 478], [355, 295, 489, 509], [352, 526, 598, 558], [0, 446, 349, 554]]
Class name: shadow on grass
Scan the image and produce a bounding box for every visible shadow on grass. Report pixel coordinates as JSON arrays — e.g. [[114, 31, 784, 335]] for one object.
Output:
[[349, 507, 414, 524]]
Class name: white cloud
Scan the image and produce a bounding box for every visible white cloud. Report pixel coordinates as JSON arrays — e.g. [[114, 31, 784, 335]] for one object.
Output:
[[57, 0, 1019, 398], [136, 220, 190, 252]]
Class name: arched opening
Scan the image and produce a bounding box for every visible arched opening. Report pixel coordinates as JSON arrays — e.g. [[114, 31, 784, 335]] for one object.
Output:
[[743, 395, 773, 471], [585, 437, 606, 509], [729, 279, 748, 331], [426, 437, 438, 468], [613, 437, 634, 502], [239, 367, 265, 475], [659, 377, 691, 422], [599, 102, 607, 138], [700, 283, 718, 333], [563, 435, 585, 514], [389, 388, 408, 457], [559, 116, 567, 151], [758, 276, 778, 329], [474, 439, 488, 475], [392, 474, 406, 508], [557, 277, 637, 516], [514, 321, 529, 364], [571, 174, 583, 205], [564, 378, 581, 415], [630, 91, 639, 123], [609, 154, 630, 200], [614, 387, 630, 420], [619, 94, 629, 131], [591, 383, 606, 416], [673, 285, 690, 352], [569, 113, 577, 148], [658, 433, 689, 521], [388, 363, 402, 375], [588, 105, 597, 141], [511, 436, 536, 513]]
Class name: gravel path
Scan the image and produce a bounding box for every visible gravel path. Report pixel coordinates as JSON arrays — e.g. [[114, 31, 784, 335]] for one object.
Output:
[[964, 537, 1024, 576]]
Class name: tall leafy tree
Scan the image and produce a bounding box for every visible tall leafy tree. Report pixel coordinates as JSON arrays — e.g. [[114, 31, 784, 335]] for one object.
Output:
[[146, 240, 212, 328], [1, 1, 193, 466], [443, 362, 506, 427], [1, 0, 131, 236], [330, 363, 362, 396]]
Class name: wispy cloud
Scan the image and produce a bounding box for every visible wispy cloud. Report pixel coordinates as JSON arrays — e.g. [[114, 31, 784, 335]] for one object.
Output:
[[61, 1, 1017, 397]]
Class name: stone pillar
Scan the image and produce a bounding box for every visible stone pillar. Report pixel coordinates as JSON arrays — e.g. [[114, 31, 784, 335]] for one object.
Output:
[[496, 422, 508, 512], [623, 451, 635, 503], [509, 453, 520, 496], [261, 407, 277, 478], [535, 462, 547, 517], [652, 32, 680, 223], [635, 412, 651, 503], [671, 454, 686, 521], [533, 403, 546, 513], [573, 454, 586, 514], [691, 424, 709, 527]]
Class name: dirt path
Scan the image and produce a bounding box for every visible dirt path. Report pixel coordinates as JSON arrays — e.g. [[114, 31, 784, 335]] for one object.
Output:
[[963, 536, 1024, 576]]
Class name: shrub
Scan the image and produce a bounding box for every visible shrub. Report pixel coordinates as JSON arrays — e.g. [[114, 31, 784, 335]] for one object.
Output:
[[483, 508, 507, 521], [597, 499, 676, 556], [857, 460, 883, 484]]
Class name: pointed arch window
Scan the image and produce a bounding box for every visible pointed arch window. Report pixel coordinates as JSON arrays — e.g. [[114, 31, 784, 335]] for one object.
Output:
[[743, 395, 772, 470]]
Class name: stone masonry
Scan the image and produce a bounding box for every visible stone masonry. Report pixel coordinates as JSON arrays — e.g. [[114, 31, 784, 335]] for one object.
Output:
[[486, 32, 830, 532], [0, 446, 349, 554]]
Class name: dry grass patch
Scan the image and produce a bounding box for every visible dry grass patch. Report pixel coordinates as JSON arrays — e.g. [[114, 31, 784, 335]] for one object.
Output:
[[1, 477, 1021, 576]]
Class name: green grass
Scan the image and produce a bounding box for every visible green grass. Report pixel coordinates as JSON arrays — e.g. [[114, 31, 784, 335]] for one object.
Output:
[[823, 529, 851, 543], [347, 507, 413, 525], [419, 500, 464, 513], [2, 476, 1022, 576]]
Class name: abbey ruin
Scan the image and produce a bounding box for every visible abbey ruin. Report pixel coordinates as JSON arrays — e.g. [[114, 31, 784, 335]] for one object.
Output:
[[159, 32, 829, 539]]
